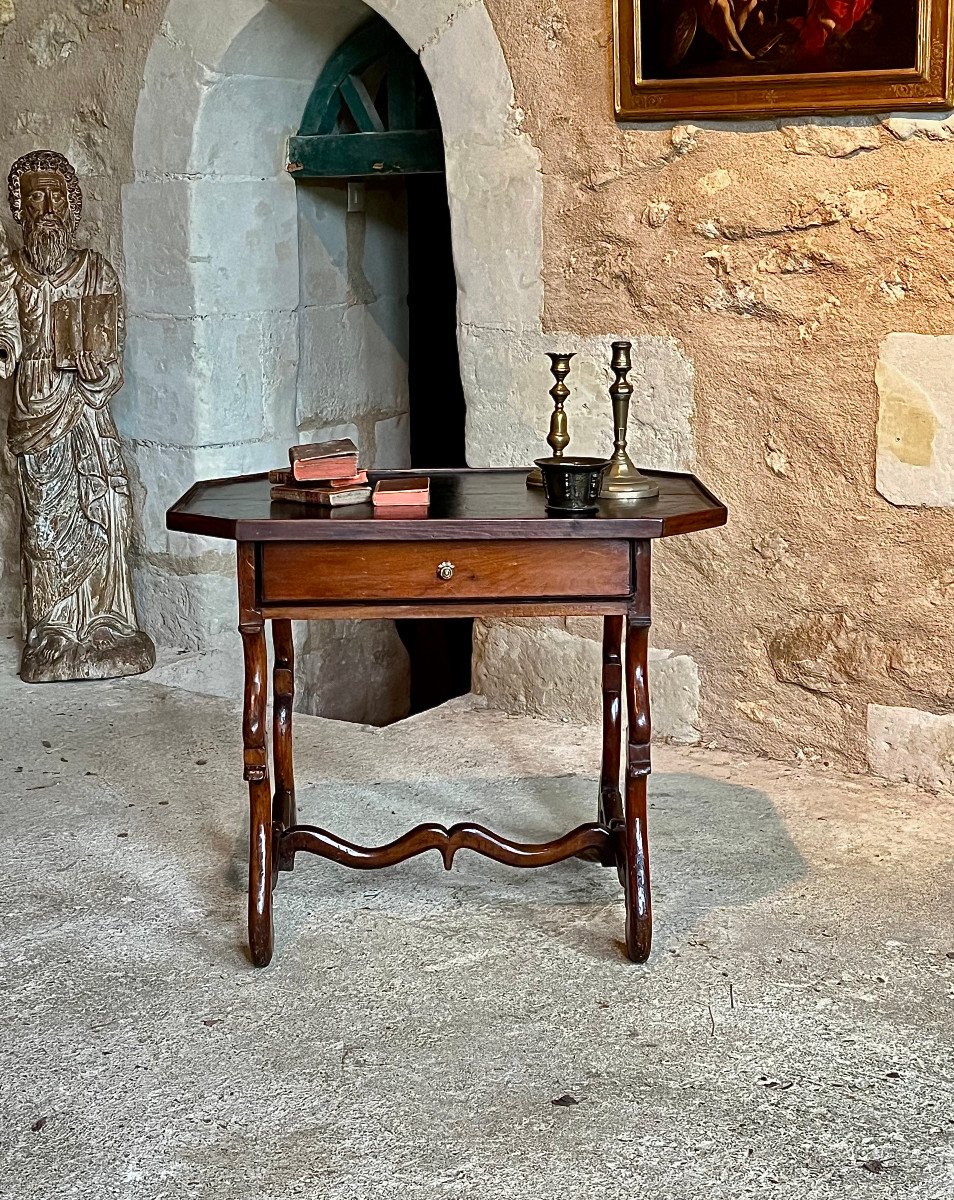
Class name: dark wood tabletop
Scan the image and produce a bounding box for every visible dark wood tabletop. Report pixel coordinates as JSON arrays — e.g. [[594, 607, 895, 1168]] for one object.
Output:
[[166, 467, 728, 542]]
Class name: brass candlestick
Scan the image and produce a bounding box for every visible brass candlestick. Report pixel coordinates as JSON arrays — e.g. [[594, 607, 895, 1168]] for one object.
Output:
[[600, 340, 659, 501], [527, 351, 576, 488]]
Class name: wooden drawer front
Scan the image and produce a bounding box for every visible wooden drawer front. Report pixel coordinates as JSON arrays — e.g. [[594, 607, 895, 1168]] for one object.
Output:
[[261, 540, 631, 604]]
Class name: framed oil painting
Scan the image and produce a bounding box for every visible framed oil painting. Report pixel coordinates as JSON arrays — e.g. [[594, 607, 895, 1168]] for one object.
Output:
[[614, 0, 954, 120]]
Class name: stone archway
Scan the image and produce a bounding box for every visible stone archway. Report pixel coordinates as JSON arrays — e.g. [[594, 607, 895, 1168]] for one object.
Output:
[[120, 0, 698, 732], [121, 0, 546, 718]]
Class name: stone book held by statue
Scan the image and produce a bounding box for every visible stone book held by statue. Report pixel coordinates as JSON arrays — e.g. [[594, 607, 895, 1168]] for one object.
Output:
[[52, 294, 119, 371]]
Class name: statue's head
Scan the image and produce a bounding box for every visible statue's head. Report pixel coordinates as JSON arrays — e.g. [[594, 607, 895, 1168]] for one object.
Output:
[[7, 150, 83, 276]]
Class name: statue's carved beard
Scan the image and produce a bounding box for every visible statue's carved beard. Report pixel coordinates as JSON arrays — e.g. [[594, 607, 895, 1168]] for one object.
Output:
[[24, 218, 72, 276]]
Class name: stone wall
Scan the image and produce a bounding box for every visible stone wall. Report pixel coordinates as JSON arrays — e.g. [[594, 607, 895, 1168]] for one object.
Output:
[[482, 0, 954, 781], [0, 0, 952, 783]]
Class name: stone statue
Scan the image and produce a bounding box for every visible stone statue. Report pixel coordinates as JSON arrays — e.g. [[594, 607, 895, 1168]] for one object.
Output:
[[0, 150, 154, 683]]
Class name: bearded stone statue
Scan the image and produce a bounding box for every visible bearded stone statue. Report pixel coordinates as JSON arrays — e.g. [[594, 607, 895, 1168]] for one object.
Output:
[[0, 150, 154, 683]]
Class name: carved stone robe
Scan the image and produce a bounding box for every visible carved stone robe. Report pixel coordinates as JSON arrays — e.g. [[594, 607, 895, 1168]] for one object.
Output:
[[0, 248, 153, 680]]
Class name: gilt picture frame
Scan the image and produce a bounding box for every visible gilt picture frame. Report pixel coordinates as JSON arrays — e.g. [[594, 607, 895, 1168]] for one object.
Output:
[[614, 0, 953, 120]]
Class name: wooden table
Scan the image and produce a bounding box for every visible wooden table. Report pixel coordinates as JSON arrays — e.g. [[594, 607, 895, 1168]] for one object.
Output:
[[167, 468, 727, 966]]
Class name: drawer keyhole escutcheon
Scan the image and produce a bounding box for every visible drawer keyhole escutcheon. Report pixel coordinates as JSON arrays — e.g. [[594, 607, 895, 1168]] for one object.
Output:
[[437, 561, 455, 581]]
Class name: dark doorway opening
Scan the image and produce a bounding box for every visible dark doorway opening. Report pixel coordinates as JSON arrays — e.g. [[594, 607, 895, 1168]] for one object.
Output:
[[292, 14, 474, 719], [398, 173, 473, 717]]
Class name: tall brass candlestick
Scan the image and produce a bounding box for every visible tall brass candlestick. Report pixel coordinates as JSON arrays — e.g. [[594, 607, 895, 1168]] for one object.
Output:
[[600, 340, 659, 501], [527, 351, 576, 488]]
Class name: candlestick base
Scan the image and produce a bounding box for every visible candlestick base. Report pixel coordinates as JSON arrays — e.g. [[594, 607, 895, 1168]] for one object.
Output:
[[601, 454, 660, 501], [526, 467, 544, 488]]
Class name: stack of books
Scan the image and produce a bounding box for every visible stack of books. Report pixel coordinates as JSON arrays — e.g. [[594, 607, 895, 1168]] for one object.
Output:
[[270, 439, 370, 507]]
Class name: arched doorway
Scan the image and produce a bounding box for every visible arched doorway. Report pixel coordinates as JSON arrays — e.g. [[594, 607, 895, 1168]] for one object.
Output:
[[290, 15, 471, 716], [123, 0, 547, 724]]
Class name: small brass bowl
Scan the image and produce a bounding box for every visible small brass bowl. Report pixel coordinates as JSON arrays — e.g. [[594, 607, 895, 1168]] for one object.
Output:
[[534, 456, 612, 515]]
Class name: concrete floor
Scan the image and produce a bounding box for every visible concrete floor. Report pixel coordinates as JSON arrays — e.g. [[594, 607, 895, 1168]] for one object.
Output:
[[0, 636, 952, 1200]]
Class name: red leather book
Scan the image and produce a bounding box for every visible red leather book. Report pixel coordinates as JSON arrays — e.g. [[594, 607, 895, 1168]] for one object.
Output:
[[371, 478, 430, 507], [289, 439, 359, 482], [271, 483, 371, 507], [291, 456, 359, 482], [270, 467, 367, 489]]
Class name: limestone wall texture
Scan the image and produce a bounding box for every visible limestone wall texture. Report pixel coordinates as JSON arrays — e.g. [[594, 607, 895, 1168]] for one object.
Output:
[[0, 0, 952, 783], [481, 1, 954, 781]]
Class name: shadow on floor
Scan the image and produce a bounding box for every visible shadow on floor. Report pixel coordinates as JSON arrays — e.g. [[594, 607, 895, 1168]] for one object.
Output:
[[221, 770, 808, 964]]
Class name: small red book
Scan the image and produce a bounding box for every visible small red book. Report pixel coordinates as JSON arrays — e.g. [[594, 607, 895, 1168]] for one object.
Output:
[[292, 456, 359, 482], [371, 477, 430, 507], [289, 439, 359, 482]]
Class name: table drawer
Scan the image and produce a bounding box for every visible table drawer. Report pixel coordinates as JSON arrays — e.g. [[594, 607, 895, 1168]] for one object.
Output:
[[260, 540, 631, 604]]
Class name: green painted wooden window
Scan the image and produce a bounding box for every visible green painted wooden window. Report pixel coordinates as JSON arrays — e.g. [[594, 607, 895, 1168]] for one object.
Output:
[[288, 17, 444, 179]]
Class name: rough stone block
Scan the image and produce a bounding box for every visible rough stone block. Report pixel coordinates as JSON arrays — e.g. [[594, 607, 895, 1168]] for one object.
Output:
[[296, 619, 410, 725], [26, 12, 82, 69], [781, 119, 881, 158], [373, 413, 411, 468], [146, 635, 246, 702], [368, 0, 466, 54], [192, 73, 312, 179], [296, 421, 361, 447], [421, 3, 517, 145], [651, 650, 702, 745], [134, 565, 237, 650], [17, 107, 111, 178], [445, 140, 543, 333], [297, 183, 350, 309], [867, 704, 954, 792], [134, 441, 284, 557], [876, 333, 954, 508], [472, 621, 702, 743], [884, 112, 954, 142], [298, 304, 409, 426], [158, 0, 364, 83], [769, 610, 885, 697], [122, 311, 298, 446], [123, 179, 300, 318], [362, 187, 410, 302]]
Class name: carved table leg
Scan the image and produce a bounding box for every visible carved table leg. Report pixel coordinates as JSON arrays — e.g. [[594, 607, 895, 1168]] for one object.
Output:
[[272, 619, 297, 874], [600, 615, 624, 830], [239, 544, 274, 968], [621, 612, 653, 963]]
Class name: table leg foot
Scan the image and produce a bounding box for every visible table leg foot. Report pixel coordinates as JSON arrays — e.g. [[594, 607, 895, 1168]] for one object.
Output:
[[621, 612, 653, 963], [248, 776, 275, 967], [620, 775, 652, 963]]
